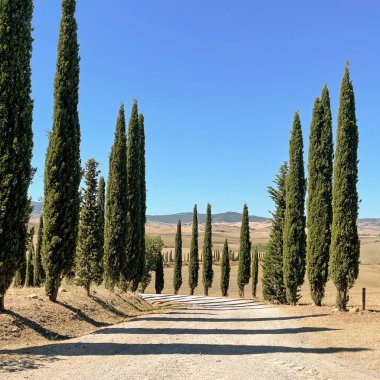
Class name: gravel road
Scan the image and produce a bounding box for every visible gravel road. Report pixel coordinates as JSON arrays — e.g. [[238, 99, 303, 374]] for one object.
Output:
[[1, 294, 379, 380]]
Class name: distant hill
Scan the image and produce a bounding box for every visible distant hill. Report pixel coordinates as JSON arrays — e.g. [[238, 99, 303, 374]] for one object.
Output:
[[147, 212, 269, 224], [31, 201, 379, 226]]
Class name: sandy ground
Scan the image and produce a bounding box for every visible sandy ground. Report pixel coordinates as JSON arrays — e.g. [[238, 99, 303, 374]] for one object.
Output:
[[1, 294, 379, 380]]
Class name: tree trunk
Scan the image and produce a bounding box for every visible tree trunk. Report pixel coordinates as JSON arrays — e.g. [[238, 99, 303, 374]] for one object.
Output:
[[204, 286, 208, 296], [0, 296, 5, 312], [86, 282, 91, 297], [190, 288, 194, 296]]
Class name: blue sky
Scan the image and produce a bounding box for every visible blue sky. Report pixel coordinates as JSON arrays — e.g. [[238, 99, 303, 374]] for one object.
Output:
[[30, 0, 380, 217]]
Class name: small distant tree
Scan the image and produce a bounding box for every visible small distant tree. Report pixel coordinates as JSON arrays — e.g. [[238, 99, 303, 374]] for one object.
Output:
[[75, 159, 103, 296], [155, 253, 164, 294], [220, 239, 230, 297], [202, 204, 213, 295], [140, 235, 164, 293], [14, 228, 34, 288], [33, 215, 45, 287], [238, 204, 251, 297], [188, 204, 199, 295], [252, 248, 259, 297], [173, 220, 183, 294]]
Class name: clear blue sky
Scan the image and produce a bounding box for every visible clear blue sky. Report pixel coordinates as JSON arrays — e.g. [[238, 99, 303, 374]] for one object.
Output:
[[30, 0, 380, 217]]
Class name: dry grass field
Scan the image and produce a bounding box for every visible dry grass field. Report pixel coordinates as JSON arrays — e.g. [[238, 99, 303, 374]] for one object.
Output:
[[146, 220, 380, 308]]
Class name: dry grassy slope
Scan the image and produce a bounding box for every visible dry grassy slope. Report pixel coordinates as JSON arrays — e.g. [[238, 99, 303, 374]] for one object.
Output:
[[0, 286, 163, 351]]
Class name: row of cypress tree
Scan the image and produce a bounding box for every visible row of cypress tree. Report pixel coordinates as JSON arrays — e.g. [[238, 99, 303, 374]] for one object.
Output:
[[170, 203, 259, 298], [262, 64, 359, 311]]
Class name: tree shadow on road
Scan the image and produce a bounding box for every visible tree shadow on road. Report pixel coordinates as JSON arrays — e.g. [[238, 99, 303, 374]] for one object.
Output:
[[92, 326, 339, 336], [136, 313, 329, 323]]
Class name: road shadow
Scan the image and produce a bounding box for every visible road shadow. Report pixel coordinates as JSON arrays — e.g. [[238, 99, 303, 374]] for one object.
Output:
[[3, 310, 70, 341], [93, 326, 339, 335], [0, 342, 369, 358], [56, 302, 111, 328], [137, 314, 329, 323]]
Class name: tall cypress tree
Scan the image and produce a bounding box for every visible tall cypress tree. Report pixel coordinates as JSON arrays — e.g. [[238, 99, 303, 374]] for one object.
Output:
[[188, 204, 199, 295], [104, 105, 128, 291], [173, 220, 183, 294], [283, 112, 306, 305], [155, 253, 164, 294], [330, 64, 360, 311], [75, 159, 103, 296], [132, 113, 146, 291], [220, 239, 230, 297], [124, 101, 141, 288], [262, 163, 288, 304], [202, 204, 213, 295], [307, 87, 333, 306], [0, 0, 34, 311], [97, 176, 105, 259], [43, 0, 81, 302], [237, 204, 251, 297], [34, 215, 45, 287], [252, 248, 259, 297]]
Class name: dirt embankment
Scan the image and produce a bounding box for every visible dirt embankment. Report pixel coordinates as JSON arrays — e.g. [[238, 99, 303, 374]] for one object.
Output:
[[0, 285, 165, 351]]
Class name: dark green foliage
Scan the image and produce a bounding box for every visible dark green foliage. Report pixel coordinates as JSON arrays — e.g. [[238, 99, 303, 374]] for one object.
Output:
[[25, 228, 35, 288], [252, 248, 259, 297], [220, 239, 230, 297], [0, 0, 34, 311], [155, 253, 164, 294], [140, 235, 164, 293], [43, 0, 81, 302], [34, 215, 45, 287], [188, 204, 199, 295], [330, 64, 360, 311], [124, 101, 141, 289], [237, 204, 251, 297], [75, 159, 103, 296], [283, 112, 307, 305], [202, 204, 213, 295], [173, 220, 183, 294], [262, 163, 288, 304], [14, 228, 34, 288], [307, 87, 333, 306], [97, 176, 105, 260], [104, 105, 128, 291]]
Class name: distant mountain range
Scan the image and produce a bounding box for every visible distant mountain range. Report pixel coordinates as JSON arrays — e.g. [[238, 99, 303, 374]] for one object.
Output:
[[31, 201, 379, 225]]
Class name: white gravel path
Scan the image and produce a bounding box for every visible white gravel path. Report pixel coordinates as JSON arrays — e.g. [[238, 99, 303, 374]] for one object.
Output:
[[1, 294, 378, 380]]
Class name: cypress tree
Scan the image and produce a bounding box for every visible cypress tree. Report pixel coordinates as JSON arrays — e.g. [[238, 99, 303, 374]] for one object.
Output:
[[25, 229, 35, 288], [283, 112, 307, 305], [33, 215, 45, 287], [75, 159, 103, 296], [307, 87, 333, 306], [155, 253, 164, 294], [97, 176, 105, 259], [0, 0, 34, 311], [131, 113, 146, 292], [252, 248, 259, 297], [237, 204, 251, 297], [220, 239, 230, 297], [330, 64, 360, 311], [104, 105, 128, 290], [43, 0, 81, 302], [202, 204, 213, 295], [262, 163, 288, 304], [124, 101, 141, 288], [173, 220, 183, 294], [188, 204, 199, 295]]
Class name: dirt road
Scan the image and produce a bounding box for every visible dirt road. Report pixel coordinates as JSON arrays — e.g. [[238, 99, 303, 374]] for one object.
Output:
[[1, 294, 378, 379]]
